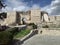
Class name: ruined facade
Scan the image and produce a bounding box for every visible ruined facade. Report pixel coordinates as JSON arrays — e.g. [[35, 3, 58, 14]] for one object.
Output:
[[0, 9, 60, 26]]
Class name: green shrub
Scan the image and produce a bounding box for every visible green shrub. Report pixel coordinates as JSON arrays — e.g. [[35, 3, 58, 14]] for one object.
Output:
[[6, 27, 18, 35], [0, 31, 13, 45], [27, 23, 37, 29], [32, 24, 37, 29], [42, 25, 49, 28], [28, 23, 35, 25], [0, 27, 21, 45]]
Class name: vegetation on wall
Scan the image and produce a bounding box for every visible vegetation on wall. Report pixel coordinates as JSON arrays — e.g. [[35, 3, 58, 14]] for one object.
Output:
[[42, 25, 49, 28]]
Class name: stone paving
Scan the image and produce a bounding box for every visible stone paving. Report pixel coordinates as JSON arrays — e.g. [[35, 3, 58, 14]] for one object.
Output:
[[22, 34, 60, 45]]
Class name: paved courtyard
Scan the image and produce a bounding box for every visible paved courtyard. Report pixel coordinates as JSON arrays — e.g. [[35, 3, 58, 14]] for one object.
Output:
[[22, 34, 60, 45]]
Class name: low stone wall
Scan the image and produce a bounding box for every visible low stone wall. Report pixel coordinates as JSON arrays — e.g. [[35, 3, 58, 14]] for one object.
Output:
[[20, 29, 38, 42], [39, 28, 60, 36]]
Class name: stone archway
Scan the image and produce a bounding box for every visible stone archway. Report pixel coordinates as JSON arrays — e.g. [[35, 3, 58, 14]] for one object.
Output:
[[41, 11, 49, 22]]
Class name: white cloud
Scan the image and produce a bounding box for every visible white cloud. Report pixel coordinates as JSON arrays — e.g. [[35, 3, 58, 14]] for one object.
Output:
[[1, 0, 41, 12], [1, 0, 28, 12], [13, 6, 30, 11], [31, 4, 40, 9], [42, 0, 60, 15], [2, 6, 13, 12]]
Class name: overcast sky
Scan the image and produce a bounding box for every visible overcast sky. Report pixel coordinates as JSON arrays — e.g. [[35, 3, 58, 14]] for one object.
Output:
[[1, 0, 60, 15]]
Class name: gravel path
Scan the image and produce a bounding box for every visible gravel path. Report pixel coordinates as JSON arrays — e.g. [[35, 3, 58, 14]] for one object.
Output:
[[22, 34, 60, 45]]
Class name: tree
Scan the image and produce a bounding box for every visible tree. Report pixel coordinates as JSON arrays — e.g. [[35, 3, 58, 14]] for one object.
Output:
[[0, 0, 6, 9]]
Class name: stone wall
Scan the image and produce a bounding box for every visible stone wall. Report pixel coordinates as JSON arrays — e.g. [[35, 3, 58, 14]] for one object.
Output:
[[31, 9, 41, 24], [0, 9, 60, 26], [0, 11, 16, 25], [39, 28, 60, 36], [49, 15, 60, 23], [49, 16, 55, 22], [6, 11, 16, 25]]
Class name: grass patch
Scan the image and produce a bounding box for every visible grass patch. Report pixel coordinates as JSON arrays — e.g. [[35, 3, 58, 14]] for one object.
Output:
[[14, 29, 30, 39]]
